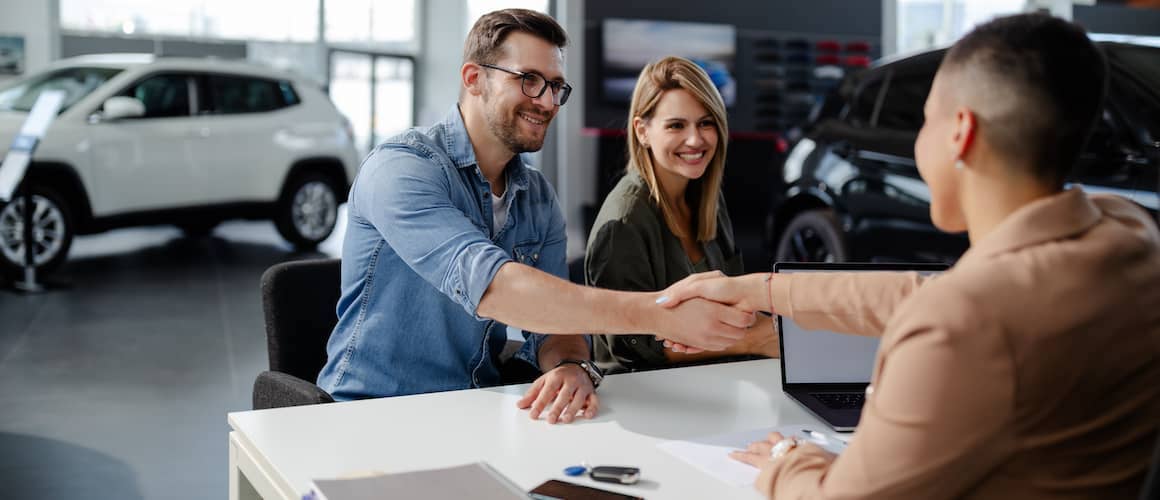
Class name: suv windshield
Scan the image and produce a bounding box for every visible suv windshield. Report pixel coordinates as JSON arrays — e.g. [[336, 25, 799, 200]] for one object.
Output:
[[0, 67, 123, 113]]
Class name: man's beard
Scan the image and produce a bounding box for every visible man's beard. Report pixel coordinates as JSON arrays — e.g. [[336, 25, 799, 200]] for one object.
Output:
[[483, 93, 550, 153]]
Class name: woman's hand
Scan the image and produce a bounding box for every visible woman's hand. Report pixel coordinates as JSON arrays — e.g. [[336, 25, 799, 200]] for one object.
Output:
[[657, 272, 770, 313]]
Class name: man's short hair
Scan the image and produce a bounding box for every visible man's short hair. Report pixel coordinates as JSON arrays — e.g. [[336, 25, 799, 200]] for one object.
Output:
[[942, 13, 1107, 185], [463, 9, 567, 65]]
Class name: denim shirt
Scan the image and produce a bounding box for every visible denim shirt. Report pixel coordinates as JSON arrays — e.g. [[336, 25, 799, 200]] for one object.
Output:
[[317, 105, 571, 400]]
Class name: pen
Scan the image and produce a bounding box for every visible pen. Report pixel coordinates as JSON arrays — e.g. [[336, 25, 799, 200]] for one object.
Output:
[[801, 428, 828, 443]]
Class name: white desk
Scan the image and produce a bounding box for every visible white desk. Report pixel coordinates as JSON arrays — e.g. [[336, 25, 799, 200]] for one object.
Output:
[[228, 359, 840, 500]]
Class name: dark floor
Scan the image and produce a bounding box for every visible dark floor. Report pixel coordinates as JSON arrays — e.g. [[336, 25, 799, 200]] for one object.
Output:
[[0, 219, 339, 500]]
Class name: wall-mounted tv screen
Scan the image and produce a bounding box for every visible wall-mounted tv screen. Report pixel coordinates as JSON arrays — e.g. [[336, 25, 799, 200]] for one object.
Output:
[[602, 18, 737, 107]]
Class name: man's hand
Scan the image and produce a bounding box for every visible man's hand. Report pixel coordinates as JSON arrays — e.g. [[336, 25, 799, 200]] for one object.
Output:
[[516, 364, 598, 424], [650, 296, 755, 351], [663, 314, 778, 356]]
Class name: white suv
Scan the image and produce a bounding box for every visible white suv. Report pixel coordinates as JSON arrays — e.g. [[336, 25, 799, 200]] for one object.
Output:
[[0, 54, 361, 276]]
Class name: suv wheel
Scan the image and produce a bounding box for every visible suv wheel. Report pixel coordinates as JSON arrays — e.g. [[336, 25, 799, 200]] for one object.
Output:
[[775, 210, 848, 263], [0, 186, 74, 276], [275, 173, 339, 250]]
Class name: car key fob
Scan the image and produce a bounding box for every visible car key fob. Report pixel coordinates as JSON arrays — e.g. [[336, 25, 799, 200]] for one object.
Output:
[[589, 466, 640, 485]]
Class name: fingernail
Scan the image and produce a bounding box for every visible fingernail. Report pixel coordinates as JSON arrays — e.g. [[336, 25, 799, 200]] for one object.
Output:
[[655, 296, 670, 304]]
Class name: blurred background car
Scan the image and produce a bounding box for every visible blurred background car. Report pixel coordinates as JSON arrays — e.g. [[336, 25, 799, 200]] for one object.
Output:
[[765, 42, 1160, 264], [0, 54, 361, 277]]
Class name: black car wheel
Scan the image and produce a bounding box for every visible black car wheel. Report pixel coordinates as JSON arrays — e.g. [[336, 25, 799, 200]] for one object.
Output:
[[274, 173, 339, 250], [0, 186, 74, 277], [775, 210, 848, 263]]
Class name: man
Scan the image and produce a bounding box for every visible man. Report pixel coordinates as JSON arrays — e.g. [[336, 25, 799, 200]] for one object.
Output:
[[318, 9, 753, 425]]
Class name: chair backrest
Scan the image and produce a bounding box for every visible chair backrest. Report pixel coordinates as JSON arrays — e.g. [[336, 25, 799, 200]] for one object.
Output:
[[259, 258, 342, 381]]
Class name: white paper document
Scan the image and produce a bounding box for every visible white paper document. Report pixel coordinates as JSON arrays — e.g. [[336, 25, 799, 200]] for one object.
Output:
[[657, 424, 850, 487]]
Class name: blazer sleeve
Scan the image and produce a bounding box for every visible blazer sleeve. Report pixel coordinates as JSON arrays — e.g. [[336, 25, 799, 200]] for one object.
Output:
[[769, 271, 932, 337]]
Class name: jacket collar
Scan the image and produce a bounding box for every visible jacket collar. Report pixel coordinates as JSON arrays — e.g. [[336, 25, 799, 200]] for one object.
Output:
[[440, 104, 530, 193], [962, 187, 1102, 261]]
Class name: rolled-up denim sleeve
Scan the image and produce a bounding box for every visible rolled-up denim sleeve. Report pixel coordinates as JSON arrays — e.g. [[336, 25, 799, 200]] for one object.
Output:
[[356, 147, 511, 319], [513, 183, 592, 368]]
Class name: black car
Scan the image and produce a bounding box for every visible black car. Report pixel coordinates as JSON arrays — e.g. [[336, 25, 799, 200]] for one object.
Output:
[[765, 42, 1160, 264]]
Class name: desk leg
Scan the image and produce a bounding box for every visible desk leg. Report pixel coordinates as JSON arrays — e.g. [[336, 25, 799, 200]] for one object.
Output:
[[230, 432, 264, 500]]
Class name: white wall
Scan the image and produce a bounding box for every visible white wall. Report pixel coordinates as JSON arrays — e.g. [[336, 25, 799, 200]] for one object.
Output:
[[0, 0, 59, 86]]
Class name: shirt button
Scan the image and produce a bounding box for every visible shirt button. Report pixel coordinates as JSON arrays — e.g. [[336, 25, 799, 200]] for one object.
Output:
[[630, 339, 637, 345]]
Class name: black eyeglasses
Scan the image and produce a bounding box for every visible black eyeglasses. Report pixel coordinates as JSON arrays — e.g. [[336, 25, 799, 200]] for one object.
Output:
[[479, 63, 572, 106]]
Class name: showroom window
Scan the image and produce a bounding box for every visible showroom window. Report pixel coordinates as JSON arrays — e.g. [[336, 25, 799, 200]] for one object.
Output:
[[894, 0, 1023, 56], [61, 0, 318, 42], [329, 52, 414, 154], [121, 74, 193, 118], [466, 0, 549, 32], [325, 0, 417, 47], [207, 75, 296, 114]]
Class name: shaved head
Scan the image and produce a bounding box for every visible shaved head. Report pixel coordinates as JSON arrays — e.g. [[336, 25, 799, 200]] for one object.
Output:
[[939, 13, 1107, 186]]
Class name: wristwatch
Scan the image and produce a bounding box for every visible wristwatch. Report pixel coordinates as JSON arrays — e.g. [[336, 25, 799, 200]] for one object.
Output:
[[770, 437, 799, 460], [555, 359, 603, 388]]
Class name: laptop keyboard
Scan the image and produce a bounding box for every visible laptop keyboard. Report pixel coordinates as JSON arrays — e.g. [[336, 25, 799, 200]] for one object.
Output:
[[811, 392, 865, 410]]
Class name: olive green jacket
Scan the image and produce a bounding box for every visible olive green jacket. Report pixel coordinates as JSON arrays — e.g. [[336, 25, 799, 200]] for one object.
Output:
[[584, 172, 744, 372]]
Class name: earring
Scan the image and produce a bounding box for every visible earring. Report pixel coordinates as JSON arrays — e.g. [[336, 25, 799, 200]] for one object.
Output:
[[954, 159, 966, 171]]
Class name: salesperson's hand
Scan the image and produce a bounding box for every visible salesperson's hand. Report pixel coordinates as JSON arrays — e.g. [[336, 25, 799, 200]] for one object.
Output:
[[517, 364, 598, 424], [730, 432, 837, 498]]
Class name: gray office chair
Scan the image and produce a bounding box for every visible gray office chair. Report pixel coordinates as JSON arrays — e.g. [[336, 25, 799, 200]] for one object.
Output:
[[251, 258, 340, 409]]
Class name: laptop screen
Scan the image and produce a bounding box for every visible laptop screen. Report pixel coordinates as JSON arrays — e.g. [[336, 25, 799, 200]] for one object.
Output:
[[776, 263, 946, 385]]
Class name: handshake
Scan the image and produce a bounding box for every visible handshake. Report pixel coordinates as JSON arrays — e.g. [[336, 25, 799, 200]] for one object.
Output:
[[647, 271, 775, 354]]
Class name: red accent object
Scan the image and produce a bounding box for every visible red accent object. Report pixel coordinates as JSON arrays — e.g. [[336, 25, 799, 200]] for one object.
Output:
[[846, 41, 871, 53], [844, 55, 872, 68], [776, 137, 789, 154], [816, 40, 840, 52], [816, 54, 841, 65]]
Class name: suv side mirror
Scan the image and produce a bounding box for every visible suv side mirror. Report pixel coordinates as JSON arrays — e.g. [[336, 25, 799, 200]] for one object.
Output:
[[101, 96, 145, 121]]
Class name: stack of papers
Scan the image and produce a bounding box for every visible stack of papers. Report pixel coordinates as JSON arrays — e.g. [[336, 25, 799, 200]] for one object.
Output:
[[308, 462, 527, 500], [657, 424, 849, 487]]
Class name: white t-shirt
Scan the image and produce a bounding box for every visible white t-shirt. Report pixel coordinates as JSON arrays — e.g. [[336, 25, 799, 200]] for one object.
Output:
[[491, 189, 508, 236]]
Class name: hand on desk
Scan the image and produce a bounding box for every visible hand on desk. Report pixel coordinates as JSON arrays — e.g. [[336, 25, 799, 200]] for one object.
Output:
[[730, 431, 836, 498], [517, 364, 598, 424]]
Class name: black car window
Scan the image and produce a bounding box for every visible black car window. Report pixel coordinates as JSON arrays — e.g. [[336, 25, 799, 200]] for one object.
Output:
[[208, 75, 291, 114], [1106, 68, 1160, 147], [120, 74, 192, 118], [876, 74, 935, 131], [848, 77, 884, 127]]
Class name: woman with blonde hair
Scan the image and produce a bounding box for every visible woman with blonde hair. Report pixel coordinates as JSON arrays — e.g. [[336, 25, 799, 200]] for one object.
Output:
[[585, 56, 777, 373]]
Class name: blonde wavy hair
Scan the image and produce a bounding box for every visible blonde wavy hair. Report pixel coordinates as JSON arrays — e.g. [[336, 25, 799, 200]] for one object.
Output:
[[626, 56, 728, 242]]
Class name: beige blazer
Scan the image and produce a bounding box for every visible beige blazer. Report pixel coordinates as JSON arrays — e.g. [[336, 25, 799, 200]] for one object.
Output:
[[766, 189, 1160, 499]]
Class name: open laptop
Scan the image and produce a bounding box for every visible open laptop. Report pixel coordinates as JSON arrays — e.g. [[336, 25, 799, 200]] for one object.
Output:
[[775, 262, 948, 431]]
